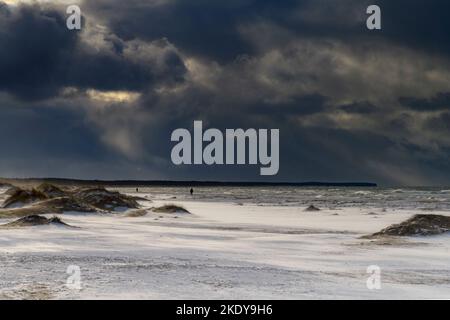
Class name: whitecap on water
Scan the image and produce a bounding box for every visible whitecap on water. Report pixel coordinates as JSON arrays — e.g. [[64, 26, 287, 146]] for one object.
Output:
[[354, 191, 372, 195]]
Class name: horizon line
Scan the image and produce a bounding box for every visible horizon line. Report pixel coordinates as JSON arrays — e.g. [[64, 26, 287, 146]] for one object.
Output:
[[0, 177, 378, 187]]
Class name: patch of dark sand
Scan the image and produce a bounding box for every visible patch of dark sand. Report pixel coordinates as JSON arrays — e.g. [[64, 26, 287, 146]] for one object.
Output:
[[124, 209, 148, 217], [304, 205, 320, 212], [0, 215, 75, 229], [363, 214, 450, 238], [152, 205, 191, 214], [349, 237, 429, 247]]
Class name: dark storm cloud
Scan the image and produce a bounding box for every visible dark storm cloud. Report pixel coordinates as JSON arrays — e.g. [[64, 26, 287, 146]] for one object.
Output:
[[0, 0, 450, 185], [0, 3, 186, 100], [84, 0, 385, 63], [0, 4, 77, 100], [85, 0, 450, 63], [85, 0, 304, 63], [0, 92, 172, 180], [399, 93, 450, 112], [86, 0, 450, 68], [424, 112, 450, 132], [110, 98, 450, 185], [248, 95, 328, 118], [0, 103, 102, 159], [338, 102, 377, 114], [0, 99, 113, 178], [285, 0, 450, 58], [376, 0, 450, 57]]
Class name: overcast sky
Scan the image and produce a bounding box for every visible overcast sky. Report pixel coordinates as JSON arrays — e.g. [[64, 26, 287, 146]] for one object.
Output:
[[0, 0, 449, 186]]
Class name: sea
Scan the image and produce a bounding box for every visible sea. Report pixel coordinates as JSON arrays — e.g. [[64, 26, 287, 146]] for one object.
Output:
[[115, 186, 450, 211]]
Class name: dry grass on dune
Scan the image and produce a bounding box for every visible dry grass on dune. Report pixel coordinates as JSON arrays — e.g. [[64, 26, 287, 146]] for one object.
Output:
[[152, 204, 190, 214], [0, 183, 141, 218], [0, 215, 73, 229], [2, 188, 49, 208], [363, 214, 450, 238]]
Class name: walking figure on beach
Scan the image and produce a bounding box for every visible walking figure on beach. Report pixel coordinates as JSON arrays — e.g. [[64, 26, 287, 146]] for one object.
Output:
[[190, 188, 194, 196]]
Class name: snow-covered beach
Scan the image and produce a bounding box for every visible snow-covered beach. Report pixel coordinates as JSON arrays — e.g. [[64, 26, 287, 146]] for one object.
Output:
[[0, 186, 449, 300]]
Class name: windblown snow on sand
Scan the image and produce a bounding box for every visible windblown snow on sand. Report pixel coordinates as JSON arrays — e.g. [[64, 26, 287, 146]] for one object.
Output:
[[0, 186, 449, 300]]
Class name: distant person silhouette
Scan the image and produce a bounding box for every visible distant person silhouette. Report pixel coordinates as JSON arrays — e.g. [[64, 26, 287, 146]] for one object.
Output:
[[136, 188, 139, 193], [190, 188, 194, 196]]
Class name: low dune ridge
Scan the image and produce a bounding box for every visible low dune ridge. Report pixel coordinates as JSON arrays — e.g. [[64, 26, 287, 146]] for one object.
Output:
[[2, 188, 48, 208], [72, 187, 139, 211], [0, 197, 99, 219], [152, 204, 190, 214], [3, 186, 21, 196], [34, 183, 66, 198], [0, 183, 141, 218], [0, 215, 73, 229], [363, 214, 450, 238], [305, 205, 321, 212]]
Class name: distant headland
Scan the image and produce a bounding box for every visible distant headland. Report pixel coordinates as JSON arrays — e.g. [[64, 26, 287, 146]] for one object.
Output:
[[0, 178, 377, 188]]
